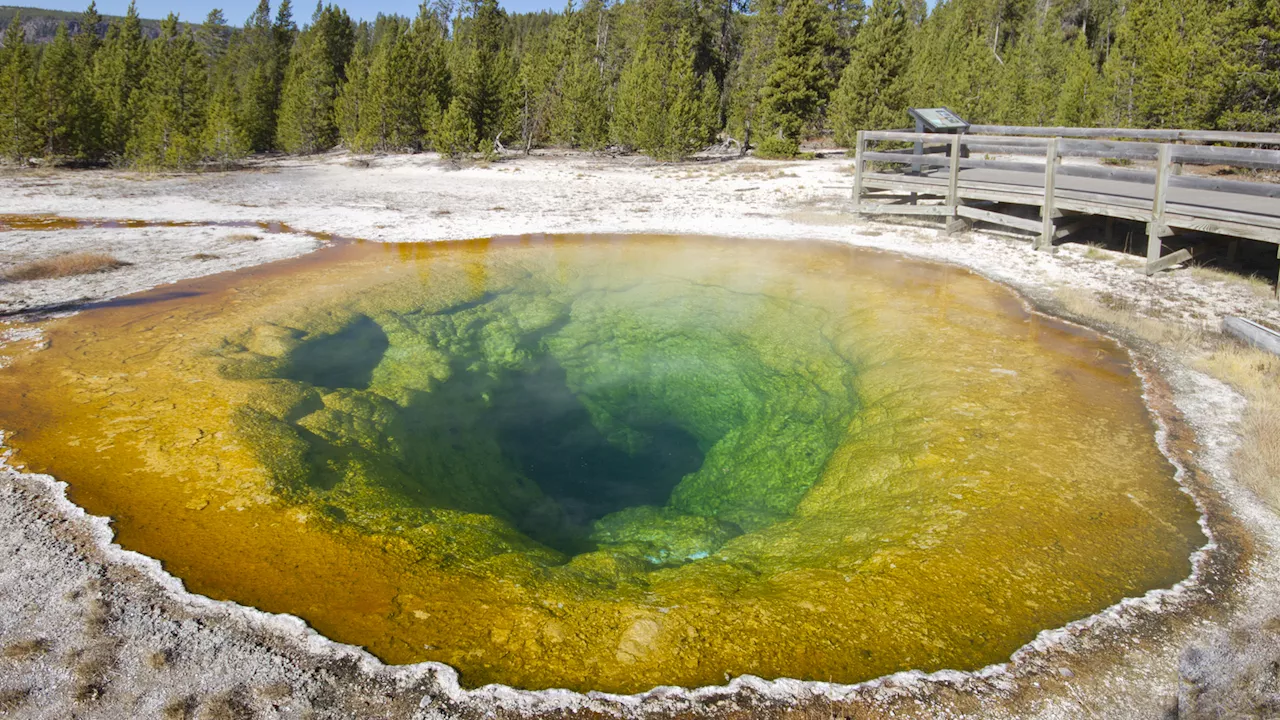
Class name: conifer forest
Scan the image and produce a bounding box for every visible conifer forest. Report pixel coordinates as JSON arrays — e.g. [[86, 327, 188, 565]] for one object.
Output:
[[0, 0, 1276, 168]]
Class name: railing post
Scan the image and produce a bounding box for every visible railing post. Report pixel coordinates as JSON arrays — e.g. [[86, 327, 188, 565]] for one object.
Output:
[[852, 130, 866, 215], [947, 134, 962, 211], [1037, 137, 1060, 252], [1145, 143, 1173, 275], [910, 118, 924, 206], [940, 133, 969, 235]]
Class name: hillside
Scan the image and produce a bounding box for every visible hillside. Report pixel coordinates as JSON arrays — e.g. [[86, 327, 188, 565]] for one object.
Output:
[[0, 5, 164, 42]]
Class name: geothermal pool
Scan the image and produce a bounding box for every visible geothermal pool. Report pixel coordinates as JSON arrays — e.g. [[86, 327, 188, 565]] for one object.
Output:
[[0, 234, 1204, 693]]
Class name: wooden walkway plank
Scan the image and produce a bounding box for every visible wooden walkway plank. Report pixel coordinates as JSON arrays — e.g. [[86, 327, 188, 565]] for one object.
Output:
[[852, 127, 1280, 273]]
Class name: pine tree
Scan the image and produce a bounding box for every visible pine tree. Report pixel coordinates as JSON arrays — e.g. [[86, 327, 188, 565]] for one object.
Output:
[[128, 14, 208, 168], [757, 0, 837, 154], [830, 0, 910, 145], [350, 18, 404, 151], [402, 7, 451, 148], [553, 0, 611, 149], [312, 3, 355, 81], [903, 0, 925, 26], [435, 96, 477, 157], [72, 2, 106, 160], [334, 28, 371, 148], [0, 13, 39, 163], [454, 0, 515, 149], [37, 24, 80, 159], [355, 6, 450, 152], [513, 4, 561, 152], [277, 10, 350, 153], [275, 0, 298, 49], [237, 0, 286, 152], [824, 0, 864, 91], [203, 71, 249, 166], [92, 0, 146, 158], [1056, 28, 1100, 127], [1216, 0, 1279, 131], [1104, 0, 1225, 129], [614, 19, 717, 160], [725, 0, 781, 147], [198, 9, 231, 66], [904, 0, 1002, 123]]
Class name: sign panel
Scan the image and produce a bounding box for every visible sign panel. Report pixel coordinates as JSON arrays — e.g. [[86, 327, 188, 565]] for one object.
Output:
[[908, 108, 970, 132]]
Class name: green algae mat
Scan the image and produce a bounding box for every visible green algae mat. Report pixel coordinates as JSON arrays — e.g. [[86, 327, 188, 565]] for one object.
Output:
[[0, 235, 1205, 693]]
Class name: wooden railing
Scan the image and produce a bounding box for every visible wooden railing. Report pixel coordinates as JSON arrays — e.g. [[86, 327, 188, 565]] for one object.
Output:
[[851, 128, 1280, 275], [967, 125, 1280, 147]]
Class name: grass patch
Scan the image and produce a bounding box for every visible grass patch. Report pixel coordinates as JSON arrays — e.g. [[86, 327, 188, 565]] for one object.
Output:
[[721, 161, 798, 177], [2, 638, 50, 660], [1196, 344, 1280, 509], [1188, 265, 1276, 299], [1056, 286, 1280, 512], [1083, 243, 1110, 261], [1055, 288, 1205, 350], [0, 689, 31, 713], [1, 253, 129, 282]]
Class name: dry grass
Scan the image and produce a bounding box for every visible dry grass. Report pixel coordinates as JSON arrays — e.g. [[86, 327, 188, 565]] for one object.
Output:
[[1083, 243, 1110, 261], [1056, 286, 1280, 511], [2, 638, 51, 660], [1054, 288, 1206, 351], [1079, 242, 1143, 268], [719, 161, 798, 177], [0, 689, 31, 713], [1, 253, 130, 282], [161, 695, 196, 720], [1188, 265, 1277, 299], [1196, 344, 1280, 509]]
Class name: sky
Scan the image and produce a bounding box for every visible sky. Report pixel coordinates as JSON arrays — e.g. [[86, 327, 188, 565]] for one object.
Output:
[[13, 0, 562, 23], [16, 0, 938, 26]]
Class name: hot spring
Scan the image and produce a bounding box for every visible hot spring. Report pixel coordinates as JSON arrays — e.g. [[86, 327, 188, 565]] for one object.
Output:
[[0, 234, 1205, 693]]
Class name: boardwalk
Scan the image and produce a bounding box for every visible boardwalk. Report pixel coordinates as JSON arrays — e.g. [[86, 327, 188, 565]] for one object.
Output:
[[851, 127, 1280, 276]]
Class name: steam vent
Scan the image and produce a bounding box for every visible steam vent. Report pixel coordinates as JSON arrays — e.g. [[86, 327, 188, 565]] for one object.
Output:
[[0, 235, 1204, 693]]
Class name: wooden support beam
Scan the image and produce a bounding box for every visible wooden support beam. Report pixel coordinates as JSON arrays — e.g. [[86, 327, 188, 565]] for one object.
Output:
[[853, 203, 953, 217], [852, 131, 866, 212], [956, 204, 1043, 233], [1145, 240, 1215, 274], [1037, 138, 1060, 251], [1145, 144, 1174, 275], [943, 217, 970, 235], [1054, 218, 1095, 241]]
